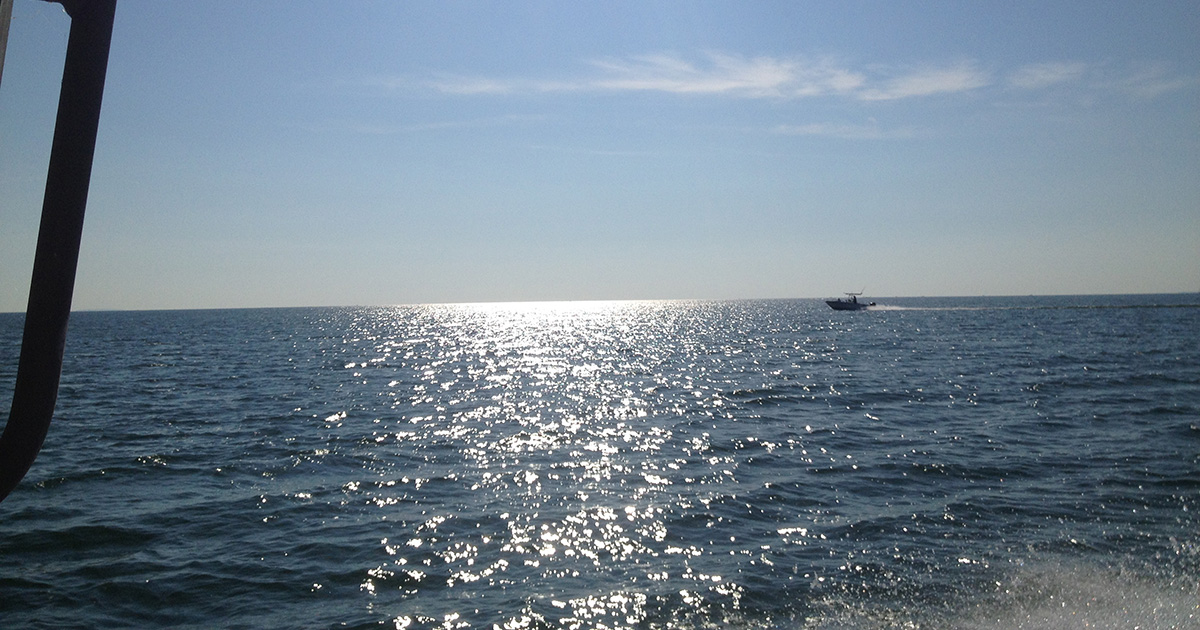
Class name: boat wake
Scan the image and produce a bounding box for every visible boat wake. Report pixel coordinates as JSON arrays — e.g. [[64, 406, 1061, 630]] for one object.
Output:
[[801, 560, 1198, 630], [866, 304, 993, 311]]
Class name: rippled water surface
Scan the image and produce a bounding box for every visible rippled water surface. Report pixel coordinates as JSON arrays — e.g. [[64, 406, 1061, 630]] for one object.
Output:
[[1, 296, 1198, 628]]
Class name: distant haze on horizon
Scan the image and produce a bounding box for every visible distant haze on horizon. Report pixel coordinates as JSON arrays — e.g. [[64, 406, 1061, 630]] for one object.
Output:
[[2, 0, 1198, 311]]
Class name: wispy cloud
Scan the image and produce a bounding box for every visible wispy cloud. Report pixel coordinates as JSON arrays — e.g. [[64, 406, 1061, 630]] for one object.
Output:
[[331, 114, 545, 135], [857, 63, 991, 101], [1008, 61, 1087, 89], [407, 52, 1191, 105], [1004, 60, 1195, 100], [1098, 62, 1194, 99], [431, 77, 518, 96], [773, 121, 916, 140], [584, 53, 863, 98], [427, 53, 866, 99]]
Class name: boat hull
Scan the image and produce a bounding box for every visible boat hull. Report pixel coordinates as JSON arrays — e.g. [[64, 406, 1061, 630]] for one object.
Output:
[[826, 300, 872, 311]]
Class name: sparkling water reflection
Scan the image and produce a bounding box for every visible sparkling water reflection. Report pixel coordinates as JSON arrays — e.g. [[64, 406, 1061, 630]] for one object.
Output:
[[337, 301, 764, 628]]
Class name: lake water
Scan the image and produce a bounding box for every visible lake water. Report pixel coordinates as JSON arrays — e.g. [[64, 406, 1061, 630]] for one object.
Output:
[[1, 295, 1198, 628]]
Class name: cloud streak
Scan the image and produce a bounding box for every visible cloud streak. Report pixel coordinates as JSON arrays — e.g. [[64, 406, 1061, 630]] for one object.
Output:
[[416, 53, 1192, 106], [1007, 61, 1087, 90], [584, 53, 864, 98], [773, 122, 916, 140], [1096, 62, 1195, 98], [1004, 60, 1200, 100], [427, 53, 982, 101], [857, 63, 990, 101]]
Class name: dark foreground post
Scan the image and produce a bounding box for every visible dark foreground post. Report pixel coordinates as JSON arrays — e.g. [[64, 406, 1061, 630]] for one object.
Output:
[[0, 0, 117, 502]]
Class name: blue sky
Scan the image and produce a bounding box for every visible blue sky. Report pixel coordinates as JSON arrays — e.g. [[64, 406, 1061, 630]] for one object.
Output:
[[2, 0, 1197, 310]]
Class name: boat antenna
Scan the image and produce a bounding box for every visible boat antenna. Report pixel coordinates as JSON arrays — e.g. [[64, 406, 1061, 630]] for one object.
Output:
[[0, 0, 117, 503]]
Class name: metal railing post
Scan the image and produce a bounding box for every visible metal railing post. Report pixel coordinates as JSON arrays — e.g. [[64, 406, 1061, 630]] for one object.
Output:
[[0, 0, 117, 502]]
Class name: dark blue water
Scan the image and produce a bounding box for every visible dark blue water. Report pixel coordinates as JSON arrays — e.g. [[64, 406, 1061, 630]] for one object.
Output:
[[2, 296, 1198, 629]]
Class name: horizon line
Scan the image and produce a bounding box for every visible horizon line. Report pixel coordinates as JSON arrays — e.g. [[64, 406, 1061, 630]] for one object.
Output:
[[1, 290, 1198, 315]]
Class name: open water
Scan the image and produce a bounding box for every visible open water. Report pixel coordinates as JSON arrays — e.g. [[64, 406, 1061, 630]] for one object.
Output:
[[1, 295, 1198, 629]]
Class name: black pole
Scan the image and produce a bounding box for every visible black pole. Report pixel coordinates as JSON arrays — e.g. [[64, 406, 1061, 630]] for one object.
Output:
[[0, 0, 117, 502], [0, 0, 14, 89]]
